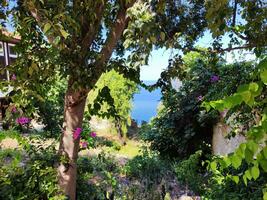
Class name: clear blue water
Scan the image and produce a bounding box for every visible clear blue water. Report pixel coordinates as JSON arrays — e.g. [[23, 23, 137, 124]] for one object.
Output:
[[131, 81, 161, 124]]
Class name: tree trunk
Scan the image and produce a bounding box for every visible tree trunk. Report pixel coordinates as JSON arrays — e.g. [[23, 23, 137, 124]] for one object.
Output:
[[58, 85, 88, 200], [115, 120, 126, 146]]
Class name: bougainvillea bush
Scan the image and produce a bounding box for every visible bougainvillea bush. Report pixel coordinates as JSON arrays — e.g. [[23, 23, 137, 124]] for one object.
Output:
[[141, 52, 257, 159]]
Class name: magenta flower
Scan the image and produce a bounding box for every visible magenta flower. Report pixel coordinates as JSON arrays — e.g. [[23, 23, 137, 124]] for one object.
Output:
[[11, 74, 16, 80], [73, 127, 82, 140], [90, 132, 97, 138], [11, 107, 17, 113], [16, 117, 31, 125], [197, 95, 204, 101], [81, 141, 88, 148], [210, 75, 219, 83]]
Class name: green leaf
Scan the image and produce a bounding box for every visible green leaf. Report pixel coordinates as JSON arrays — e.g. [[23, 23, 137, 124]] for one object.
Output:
[[248, 82, 259, 92], [258, 57, 267, 69], [263, 147, 267, 159], [260, 69, 267, 85], [245, 169, 252, 180], [259, 159, 267, 172], [251, 166, 260, 180], [242, 175, 247, 186], [240, 91, 251, 104], [231, 154, 242, 169], [210, 161, 217, 171], [247, 141, 259, 154], [60, 29, 69, 39], [150, 36, 157, 43], [222, 156, 231, 168], [160, 32, 166, 41], [237, 84, 249, 93], [53, 36, 61, 45], [245, 148, 254, 163], [264, 191, 267, 200], [232, 175, 239, 184], [224, 94, 243, 108], [43, 23, 51, 33]]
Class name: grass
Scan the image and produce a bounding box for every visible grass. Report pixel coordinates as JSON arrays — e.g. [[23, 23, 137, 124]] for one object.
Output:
[[117, 139, 142, 158], [93, 125, 142, 159]]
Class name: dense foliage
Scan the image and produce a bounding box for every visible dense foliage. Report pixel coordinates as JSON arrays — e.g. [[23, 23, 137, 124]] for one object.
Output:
[[87, 70, 138, 139], [0, 131, 65, 199], [203, 56, 267, 199], [141, 52, 257, 159], [0, 0, 266, 199]]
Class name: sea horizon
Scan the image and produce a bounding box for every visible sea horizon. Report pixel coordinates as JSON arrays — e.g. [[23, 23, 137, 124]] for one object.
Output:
[[131, 80, 161, 124]]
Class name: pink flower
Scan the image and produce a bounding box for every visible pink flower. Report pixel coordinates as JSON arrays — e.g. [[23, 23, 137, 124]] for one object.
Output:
[[210, 75, 219, 83], [81, 141, 88, 148], [11, 107, 17, 113], [11, 74, 16, 80], [73, 127, 82, 140], [197, 95, 204, 101], [16, 117, 31, 125], [90, 132, 96, 138]]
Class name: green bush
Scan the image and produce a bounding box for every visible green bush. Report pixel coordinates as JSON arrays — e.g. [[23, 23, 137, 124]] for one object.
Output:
[[77, 153, 120, 200], [173, 150, 207, 194], [0, 131, 65, 200], [203, 161, 267, 200], [173, 150, 267, 199], [125, 149, 170, 182]]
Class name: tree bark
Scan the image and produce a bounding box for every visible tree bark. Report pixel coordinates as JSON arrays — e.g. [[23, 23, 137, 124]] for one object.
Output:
[[115, 120, 126, 145], [58, 83, 88, 200]]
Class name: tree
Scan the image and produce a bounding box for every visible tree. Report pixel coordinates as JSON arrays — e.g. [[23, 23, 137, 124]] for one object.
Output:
[[87, 69, 138, 144], [4, 1, 210, 198], [3, 1, 161, 198], [4, 0, 265, 199]]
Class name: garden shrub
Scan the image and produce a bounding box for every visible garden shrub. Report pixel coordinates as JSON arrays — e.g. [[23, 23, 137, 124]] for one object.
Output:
[[33, 75, 66, 137], [76, 150, 180, 200], [0, 131, 65, 200], [124, 149, 170, 182], [173, 150, 207, 194], [172, 150, 266, 199], [202, 161, 267, 200], [76, 153, 120, 200]]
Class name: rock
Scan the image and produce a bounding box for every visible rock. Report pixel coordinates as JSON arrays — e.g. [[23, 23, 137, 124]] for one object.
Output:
[[178, 195, 194, 200]]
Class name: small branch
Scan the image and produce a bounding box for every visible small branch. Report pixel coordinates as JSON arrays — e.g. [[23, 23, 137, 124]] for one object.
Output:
[[180, 43, 265, 54], [24, 1, 55, 43], [80, 1, 106, 56], [215, 44, 253, 53], [232, 0, 238, 26], [96, 0, 137, 67]]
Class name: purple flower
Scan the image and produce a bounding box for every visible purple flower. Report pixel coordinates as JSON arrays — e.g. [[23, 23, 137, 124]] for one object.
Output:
[[11, 107, 17, 113], [11, 74, 16, 80], [16, 117, 31, 125], [90, 132, 97, 138], [210, 75, 219, 83], [197, 95, 204, 101], [81, 141, 88, 148], [73, 127, 82, 140]]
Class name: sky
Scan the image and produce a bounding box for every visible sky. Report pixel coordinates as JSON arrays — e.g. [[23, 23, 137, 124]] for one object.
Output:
[[140, 31, 255, 81]]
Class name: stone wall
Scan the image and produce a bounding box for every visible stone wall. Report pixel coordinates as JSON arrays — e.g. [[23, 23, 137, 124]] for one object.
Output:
[[212, 122, 246, 156]]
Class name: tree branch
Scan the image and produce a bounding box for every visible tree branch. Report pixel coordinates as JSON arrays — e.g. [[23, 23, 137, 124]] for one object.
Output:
[[97, 0, 137, 67], [80, 1, 106, 57], [181, 43, 265, 54], [23, 1, 55, 43], [232, 0, 238, 26]]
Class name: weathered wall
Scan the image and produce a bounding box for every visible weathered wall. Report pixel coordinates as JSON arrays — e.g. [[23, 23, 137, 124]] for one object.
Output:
[[212, 122, 246, 155]]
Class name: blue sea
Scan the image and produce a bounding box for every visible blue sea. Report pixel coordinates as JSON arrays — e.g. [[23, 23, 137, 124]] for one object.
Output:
[[131, 81, 161, 124]]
